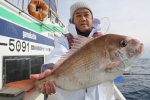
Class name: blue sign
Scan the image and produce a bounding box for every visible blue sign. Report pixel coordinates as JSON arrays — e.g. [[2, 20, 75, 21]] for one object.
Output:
[[0, 18, 54, 46]]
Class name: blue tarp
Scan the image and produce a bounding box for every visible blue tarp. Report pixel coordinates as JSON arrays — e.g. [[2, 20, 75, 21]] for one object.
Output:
[[114, 76, 123, 83]]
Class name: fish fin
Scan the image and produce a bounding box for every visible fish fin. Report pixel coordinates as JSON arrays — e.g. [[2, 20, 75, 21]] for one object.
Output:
[[23, 87, 40, 100], [4, 79, 35, 91], [53, 35, 94, 70], [72, 35, 94, 47], [105, 61, 120, 69], [101, 81, 115, 100], [70, 36, 93, 54], [4, 79, 41, 100]]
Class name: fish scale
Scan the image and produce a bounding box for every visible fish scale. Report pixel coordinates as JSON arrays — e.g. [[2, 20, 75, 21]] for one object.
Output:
[[52, 48, 102, 90], [48, 53, 112, 90]]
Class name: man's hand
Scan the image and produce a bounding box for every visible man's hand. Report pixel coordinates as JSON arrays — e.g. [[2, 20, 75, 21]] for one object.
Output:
[[30, 69, 56, 94]]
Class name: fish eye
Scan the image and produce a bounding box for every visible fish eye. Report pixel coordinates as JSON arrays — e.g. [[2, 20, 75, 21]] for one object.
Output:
[[120, 40, 127, 47]]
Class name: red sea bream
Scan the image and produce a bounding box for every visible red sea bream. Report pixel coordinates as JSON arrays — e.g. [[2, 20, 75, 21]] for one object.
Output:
[[5, 34, 145, 100]]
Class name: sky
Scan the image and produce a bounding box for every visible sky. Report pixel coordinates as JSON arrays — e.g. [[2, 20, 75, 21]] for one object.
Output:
[[57, 0, 150, 58]]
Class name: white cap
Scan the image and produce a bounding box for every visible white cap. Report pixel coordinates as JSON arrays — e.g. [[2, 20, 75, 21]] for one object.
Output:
[[70, 2, 93, 22]]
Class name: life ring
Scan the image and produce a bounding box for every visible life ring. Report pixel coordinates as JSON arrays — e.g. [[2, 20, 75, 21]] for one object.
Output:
[[28, 0, 49, 20]]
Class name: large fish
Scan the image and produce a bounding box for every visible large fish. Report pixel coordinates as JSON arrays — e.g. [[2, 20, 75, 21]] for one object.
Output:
[[4, 34, 144, 100]]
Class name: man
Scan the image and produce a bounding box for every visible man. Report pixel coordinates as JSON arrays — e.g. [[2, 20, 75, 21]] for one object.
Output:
[[31, 2, 115, 100]]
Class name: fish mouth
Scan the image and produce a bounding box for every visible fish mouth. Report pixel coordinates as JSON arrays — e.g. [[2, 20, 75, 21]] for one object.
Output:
[[128, 38, 145, 55], [138, 43, 145, 54], [127, 42, 145, 58], [132, 43, 145, 55]]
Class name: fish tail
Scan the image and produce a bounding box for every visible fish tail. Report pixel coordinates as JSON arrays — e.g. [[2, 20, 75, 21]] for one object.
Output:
[[4, 79, 40, 100], [23, 86, 40, 100]]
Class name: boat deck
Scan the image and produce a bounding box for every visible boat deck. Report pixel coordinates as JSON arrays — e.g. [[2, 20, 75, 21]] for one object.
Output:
[[0, 87, 25, 100]]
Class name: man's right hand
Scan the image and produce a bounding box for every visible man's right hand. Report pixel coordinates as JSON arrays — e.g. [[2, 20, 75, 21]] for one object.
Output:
[[30, 69, 56, 94]]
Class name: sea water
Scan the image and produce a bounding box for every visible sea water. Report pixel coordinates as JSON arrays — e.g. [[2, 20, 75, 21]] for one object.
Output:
[[116, 58, 150, 100]]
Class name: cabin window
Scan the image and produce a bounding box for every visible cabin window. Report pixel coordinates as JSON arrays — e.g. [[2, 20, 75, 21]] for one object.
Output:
[[2, 56, 44, 84], [4, 58, 30, 83]]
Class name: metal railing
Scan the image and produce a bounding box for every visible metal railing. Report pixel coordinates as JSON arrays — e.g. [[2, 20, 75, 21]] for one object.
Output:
[[5, 0, 65, 30], [123, 72, 150, 75]]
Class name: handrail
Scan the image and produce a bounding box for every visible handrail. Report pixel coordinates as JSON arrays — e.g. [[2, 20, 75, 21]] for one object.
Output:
[[22, 0, 24, 10], [49, 7, 65, 28], [123, 72, 150, 75], [4, 0, 65, 34]]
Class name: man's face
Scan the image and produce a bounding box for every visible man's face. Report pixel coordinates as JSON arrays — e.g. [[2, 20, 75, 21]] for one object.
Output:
[[73, 8, 92, 32]]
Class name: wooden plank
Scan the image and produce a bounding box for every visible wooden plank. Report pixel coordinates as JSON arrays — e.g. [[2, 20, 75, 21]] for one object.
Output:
[[0, 92, 25, 100], [0, 87, 23, 97]]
